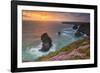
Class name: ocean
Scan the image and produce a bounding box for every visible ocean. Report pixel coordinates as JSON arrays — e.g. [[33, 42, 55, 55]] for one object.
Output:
[[22, 21, 82, 62]]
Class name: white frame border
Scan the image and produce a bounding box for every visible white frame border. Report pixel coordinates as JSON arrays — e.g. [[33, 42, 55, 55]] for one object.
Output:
[[17, 5, 94, 68]]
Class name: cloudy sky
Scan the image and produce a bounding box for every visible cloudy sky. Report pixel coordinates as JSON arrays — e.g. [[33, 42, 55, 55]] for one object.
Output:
[[22, 10, 90, 22]]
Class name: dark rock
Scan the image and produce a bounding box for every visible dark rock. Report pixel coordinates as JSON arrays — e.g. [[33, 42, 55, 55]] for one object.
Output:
[[73, 25, 78, 30], [75, 31, 82, 37], [77, 23, 90, 36], [74, 23, 90, 37], [39, 33, 52, 52], [62, 21, 90, 37], [58, 32, 61, 36]]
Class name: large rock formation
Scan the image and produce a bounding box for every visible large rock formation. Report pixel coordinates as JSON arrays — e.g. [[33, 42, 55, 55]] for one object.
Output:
[[39, 33, 52, 52], [62, 22, 90, 37], [73, 23, 90, 37]]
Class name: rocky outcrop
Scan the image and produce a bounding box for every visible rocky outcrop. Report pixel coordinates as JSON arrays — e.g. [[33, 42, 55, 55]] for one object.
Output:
[[77, 23, 90, 36], [73, 23, 90, 37], [75, 31, 82, 37], [62, 22, 90, 37], [39, 33, 52, 52], [73, 24, 78, 30]]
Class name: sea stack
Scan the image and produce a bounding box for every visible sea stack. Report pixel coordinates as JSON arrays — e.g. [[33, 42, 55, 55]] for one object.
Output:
[[39, 33, 52, 52]]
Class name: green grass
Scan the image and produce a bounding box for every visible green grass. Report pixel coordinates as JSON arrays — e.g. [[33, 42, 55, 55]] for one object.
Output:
[[36, 37, 90, 61]]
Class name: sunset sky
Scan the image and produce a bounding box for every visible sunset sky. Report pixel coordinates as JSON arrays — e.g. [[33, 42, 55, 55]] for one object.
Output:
[[22, 10, 90, 22]]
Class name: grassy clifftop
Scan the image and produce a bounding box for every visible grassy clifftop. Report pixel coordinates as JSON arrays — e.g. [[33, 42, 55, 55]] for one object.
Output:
[[36, 37, 90, 61]]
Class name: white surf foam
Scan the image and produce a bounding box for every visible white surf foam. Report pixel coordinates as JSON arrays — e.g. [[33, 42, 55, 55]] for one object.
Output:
[[28, 43, 56, 58]]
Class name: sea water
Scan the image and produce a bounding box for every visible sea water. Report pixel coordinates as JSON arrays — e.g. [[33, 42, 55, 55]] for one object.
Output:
[[22, 21, 82, 62]]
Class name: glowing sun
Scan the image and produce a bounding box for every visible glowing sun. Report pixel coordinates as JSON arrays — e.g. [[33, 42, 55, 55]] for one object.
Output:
[[40, 15, 49, 20]]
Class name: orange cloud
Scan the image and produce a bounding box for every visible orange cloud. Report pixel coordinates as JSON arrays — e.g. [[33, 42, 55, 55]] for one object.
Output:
[[22, 10, 90, 22], [22, 10, 67, 21]]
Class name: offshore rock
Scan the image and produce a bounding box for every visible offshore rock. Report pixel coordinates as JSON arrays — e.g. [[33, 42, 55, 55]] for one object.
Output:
[[39, 33, 52, 52]]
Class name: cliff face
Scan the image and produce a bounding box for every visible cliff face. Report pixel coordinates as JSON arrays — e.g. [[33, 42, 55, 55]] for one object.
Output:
[[62, 22, 90, 37], [73, 23, 90, 37], [77, 23, 90, 36]]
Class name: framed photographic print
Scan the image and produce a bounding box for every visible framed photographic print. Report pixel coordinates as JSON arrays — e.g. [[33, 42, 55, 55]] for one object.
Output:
[[11, 1, 97, 72]]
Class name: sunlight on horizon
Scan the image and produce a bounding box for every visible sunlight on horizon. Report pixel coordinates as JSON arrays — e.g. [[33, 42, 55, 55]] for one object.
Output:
[[22, 11, 67, 21], [22, 10, 90, 22]]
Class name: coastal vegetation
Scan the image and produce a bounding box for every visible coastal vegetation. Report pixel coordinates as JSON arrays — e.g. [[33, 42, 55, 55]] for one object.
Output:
[[36, 37, 90, 61]]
